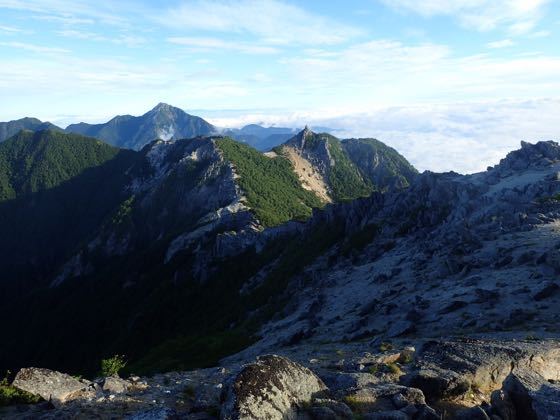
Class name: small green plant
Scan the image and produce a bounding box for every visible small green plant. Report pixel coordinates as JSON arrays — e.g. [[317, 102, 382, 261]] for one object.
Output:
[[397, 353, 413, 364], [101, 355, 127, 377], [471, 381, 481, 392], [0, 371, 42, 407], [379, 342, 393, 352], [343, 395, 361, 409], [385, 362, 402, 375], [368, 364, 379, 374]]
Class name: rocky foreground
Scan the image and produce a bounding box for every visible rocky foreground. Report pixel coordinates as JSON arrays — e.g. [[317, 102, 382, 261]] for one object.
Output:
[[2, 337, 559, 419]]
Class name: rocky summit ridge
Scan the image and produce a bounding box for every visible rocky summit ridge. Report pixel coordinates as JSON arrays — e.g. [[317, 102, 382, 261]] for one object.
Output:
[[241, 139, 560, 354]]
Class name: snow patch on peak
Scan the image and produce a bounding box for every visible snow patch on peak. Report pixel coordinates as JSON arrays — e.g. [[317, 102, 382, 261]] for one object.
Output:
[[157, 126, 176, 141]]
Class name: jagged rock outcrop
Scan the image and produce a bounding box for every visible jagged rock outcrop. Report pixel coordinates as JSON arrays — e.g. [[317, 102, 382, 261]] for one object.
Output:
[[53, 136, 257, 285], [278, 128, 338, 202], [500, 368, 560, 420]]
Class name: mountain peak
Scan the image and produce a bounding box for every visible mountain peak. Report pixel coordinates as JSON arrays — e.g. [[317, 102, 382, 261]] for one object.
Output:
[[287, 126, 315, 149], [0, 117, 64, 142], [150, 102, 177, 114], [65, 104, 215, 150]]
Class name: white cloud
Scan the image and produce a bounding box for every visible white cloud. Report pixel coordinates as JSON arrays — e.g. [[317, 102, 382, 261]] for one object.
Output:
[[32, 14, 95, 25], [0, 41, 70, 54], [281, 39, 560, 104], [0, 53, 250, 123], [167, 37, 278, 55], [380, 0, 550, 34], [56, 29, 146, 47], [528, 30, 551, 38], [508, 20, 536, 35], [0, 0, 130, 27], [0, 24, 24, 33], [486, 39, 515, 48], [204, 98, 560, 174], [157, 0, 361, 45]]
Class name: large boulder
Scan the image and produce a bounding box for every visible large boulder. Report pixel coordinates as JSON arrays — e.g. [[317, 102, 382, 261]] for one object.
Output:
[[406, 366, 470, 402], [502, 368, 560, 420], [406, 338, 560, 402], [12, 367, 92, 407], [220, 354, 328, 419], [103, 376, 132, 394], [341, 384, 438, 419]]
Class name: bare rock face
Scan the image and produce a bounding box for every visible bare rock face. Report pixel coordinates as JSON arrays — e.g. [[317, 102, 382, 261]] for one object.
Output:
[[220, 354, 328, 419], [502, 368, 560, 420], [453, 406, 490, 420], [300, 398, 354, 419], [127, 407, 179, 419], [490, 389, 516, 420], [12, 367, 92, 407], [318, 371, 380, 392]]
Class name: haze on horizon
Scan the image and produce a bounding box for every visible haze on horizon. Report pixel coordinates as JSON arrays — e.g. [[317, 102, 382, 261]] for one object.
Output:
[[0, 0, 559, 173]]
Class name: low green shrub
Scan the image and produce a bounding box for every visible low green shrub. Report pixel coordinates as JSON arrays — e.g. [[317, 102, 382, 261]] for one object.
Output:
[[101, 355, 127, 377], [379, 342, 393, 352]]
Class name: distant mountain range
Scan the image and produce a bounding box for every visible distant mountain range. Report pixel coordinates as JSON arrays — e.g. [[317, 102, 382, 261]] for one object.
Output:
[[0, 103, 340, 152], [0, 117, 63, 143], [223, 124, 298, 151]]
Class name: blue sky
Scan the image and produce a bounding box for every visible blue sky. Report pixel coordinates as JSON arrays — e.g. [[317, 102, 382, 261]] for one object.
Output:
[[1, 0, 559, 172]]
